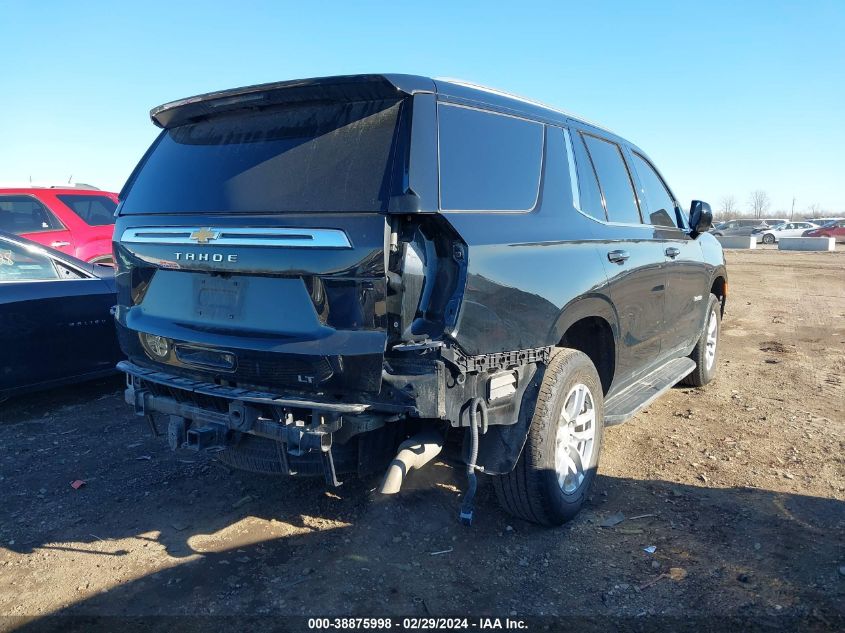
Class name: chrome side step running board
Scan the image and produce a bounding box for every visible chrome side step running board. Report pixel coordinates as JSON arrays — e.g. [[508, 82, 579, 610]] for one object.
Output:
[[603, 357, 696, 426]]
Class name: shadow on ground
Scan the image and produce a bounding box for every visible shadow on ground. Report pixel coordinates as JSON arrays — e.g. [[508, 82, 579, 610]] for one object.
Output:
[[1, 381, 843, 630]]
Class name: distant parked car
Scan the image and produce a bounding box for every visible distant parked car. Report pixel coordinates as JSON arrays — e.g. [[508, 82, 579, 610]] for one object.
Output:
[[755, 221, 819, 244], [710, 219, 767, 237], [804, 217, 844, 226], [0, 231, 122, 400], [803, 219, 845, 242], [760, 218, 788, 227], [0, 187, 118, 264]]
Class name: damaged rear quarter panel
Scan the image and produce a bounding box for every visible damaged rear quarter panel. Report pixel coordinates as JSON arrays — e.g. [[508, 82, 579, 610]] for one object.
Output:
[[441, 126, 611, 356]]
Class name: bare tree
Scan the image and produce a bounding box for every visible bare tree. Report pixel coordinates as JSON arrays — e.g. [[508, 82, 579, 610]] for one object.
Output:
[[805, 202, 823, 219], [748, 190, 771, 219], [718, 195, 739, 220]]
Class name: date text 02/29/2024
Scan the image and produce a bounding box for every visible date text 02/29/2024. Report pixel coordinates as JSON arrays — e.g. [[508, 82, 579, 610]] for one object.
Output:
[[307, 617, 528, 630]]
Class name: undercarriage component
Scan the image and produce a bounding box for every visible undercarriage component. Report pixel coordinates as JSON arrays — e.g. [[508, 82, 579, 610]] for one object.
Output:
[[167, 415, 188, 450], [459, 398, 486, 526], [441, 345, 552, 375], [487, 371, 518, 401], [378, 429, 444, 494], [122, 362, 373, 486]]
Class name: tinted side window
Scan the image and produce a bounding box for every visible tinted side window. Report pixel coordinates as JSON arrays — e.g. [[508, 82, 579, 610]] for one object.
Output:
[[631, 153, 678, 228], [0, 240, 60, 281], [0, 196, 63, 233], [438, 105, 543, 211], [570, 132, 606, 220], [582, 135, 641, 224], [57, 195, 117, 226]]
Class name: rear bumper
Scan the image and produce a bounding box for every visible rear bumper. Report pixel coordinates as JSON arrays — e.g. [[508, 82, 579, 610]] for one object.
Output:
[[119, 360, 388, 415], [120, 360, 409, 484]]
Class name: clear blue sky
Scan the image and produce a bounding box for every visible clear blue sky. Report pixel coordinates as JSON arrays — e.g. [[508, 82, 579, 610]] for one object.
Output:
[[1, 0, 843, 215]]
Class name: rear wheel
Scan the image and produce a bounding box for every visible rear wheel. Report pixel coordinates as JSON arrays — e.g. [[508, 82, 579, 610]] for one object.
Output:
[[682, 293, 721, 387], [492, 348, 604, 526], [762, 233, 775, 244]]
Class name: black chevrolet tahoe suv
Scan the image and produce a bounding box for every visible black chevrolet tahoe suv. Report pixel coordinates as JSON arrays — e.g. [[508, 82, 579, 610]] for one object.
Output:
[[114, 74, 726, 526]]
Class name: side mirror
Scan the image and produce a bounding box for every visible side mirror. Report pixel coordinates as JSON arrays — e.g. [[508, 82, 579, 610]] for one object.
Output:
[[689, 200, 713, 234]]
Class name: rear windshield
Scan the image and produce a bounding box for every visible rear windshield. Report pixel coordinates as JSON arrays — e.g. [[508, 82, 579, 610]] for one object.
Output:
[[57, 194, 117, 225], [120, 99, 404, 214]]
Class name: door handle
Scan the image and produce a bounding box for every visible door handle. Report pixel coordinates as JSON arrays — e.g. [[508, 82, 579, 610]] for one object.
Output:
[[50, 241, 71, 248], [607, 249, 630, 264], [665, 247, 680, 258]]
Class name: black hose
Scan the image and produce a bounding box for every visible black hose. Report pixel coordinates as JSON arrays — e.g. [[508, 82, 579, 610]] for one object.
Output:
[[459, 398, 486, 526]]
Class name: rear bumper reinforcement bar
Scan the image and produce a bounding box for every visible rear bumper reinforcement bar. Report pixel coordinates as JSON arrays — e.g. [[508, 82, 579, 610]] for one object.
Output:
[[118, 360, 407, 414]]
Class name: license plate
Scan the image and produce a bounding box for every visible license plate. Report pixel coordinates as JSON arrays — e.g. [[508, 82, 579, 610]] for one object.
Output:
[[193, 276, 245, 321]]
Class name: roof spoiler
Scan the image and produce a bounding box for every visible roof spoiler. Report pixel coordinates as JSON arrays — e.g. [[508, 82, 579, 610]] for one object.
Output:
[[150, 73, 435, 129]]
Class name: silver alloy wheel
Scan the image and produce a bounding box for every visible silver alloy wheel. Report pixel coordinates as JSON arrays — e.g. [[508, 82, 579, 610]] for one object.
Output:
[[554, 383, 596, 494], [704, 308, 718, 371]]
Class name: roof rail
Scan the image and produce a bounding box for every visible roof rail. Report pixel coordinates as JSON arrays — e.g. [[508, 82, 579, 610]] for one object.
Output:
[[433, 77, 616, 135]]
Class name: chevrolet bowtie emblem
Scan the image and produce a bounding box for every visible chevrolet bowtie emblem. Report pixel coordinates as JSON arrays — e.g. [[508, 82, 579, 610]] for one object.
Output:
[[189, 228, 220, 244]]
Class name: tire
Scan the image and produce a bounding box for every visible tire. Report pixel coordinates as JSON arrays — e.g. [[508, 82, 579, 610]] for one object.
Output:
[[492, 348, 605, 526], [216, 434, 357, 476], [712, 232, 723, 237], [762, 233, 775, 244], [681, 293, 721, 387]]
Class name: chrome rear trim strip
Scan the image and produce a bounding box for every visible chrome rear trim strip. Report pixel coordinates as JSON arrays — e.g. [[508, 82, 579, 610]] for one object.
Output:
[[120, 226, 352, 248]]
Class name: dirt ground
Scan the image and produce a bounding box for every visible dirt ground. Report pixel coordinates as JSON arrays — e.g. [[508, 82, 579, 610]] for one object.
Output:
[[0, 249, 843, 630]]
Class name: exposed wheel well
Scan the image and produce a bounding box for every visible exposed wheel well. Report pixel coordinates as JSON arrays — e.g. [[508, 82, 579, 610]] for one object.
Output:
[[559, 317, 615, 395], [711, 276, 726, 316]]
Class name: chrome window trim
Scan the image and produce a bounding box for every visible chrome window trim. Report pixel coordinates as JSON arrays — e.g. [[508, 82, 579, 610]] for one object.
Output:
[[119, 227, 353, 249], [562, 128, 581, 212], [581, 131, 644, 224], [561, 128, 680, 232]]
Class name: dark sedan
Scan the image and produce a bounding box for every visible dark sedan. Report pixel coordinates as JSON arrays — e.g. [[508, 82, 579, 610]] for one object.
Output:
[[0, 231, 122, 400]]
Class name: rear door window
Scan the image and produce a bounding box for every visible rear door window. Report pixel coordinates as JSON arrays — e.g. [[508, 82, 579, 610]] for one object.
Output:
[[121, 99, 405, 214], [0, 196, 64, 233], [582, 134, 642, 224], [0, 240, 60, 281], [630, 153, 679, 228], [438, 104, 543, 211], [57, 195, 117, 225]]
